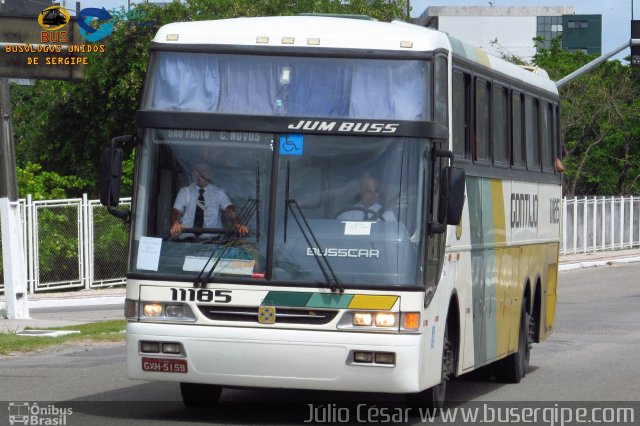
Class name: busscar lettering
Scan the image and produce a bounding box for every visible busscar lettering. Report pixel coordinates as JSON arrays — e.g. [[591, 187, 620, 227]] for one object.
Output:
[[510, 193, 538, 228], [306, 247, 380, 258], [287, 120, 398, 134]]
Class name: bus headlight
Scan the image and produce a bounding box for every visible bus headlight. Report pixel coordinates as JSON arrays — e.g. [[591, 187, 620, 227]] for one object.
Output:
[[139, 302, 197, 322], [143, 303, 163, 317], [374, 312, 397, 327], [352, 312, 373, 326], [349, 312, 398, 329], [341, 311, 419, 333]]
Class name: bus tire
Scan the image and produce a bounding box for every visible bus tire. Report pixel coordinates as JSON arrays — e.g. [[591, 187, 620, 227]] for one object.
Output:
[[494, 303, 531, 383], [406, 322, 454, 412], [180, 382, 222, 408]]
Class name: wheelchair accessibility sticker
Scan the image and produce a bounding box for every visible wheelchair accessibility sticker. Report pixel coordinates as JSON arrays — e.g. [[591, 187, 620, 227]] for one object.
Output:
[[279, 134, 303, 156]]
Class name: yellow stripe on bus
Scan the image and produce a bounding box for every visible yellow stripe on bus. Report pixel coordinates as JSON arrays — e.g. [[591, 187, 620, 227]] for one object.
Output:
[[348, 295, 398, 310]]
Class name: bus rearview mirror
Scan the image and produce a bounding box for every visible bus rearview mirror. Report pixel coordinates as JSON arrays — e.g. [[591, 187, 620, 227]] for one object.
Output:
[[442, 166, 465, 226], [100, 147, 123, 207], [431, 166, 465, 234]]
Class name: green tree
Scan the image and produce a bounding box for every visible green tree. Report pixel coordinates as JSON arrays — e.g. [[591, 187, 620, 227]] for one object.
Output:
[[533, 37, 640, 196], [10, 0, 407, 197], [17, 162, 91, 199]]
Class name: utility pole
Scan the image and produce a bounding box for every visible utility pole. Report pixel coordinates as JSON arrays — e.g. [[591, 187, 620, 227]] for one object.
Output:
[[0, 78, 29, 319]]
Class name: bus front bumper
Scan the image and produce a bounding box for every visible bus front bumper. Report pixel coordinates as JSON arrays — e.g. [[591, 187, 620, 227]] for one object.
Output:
[[127, 322, 426, 394]]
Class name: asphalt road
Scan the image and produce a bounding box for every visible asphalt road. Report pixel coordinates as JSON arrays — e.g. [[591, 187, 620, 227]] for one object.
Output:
[[1, 264, 639, 425]]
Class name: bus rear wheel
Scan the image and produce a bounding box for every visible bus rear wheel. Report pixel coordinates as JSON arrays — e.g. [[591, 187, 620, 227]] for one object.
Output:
[[494, 304, 531, 383], [180, 382, 222, 408]]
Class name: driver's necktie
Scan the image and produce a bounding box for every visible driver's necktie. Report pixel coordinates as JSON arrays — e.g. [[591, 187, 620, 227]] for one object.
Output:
[[194, 188, 205, 229]]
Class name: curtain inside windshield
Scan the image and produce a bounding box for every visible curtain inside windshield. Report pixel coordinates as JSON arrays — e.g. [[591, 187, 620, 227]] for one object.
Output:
[[147, 52, 430, 120]]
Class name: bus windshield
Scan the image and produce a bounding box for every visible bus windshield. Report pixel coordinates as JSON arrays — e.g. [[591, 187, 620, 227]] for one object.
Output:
[[131, 129, 427, 289]]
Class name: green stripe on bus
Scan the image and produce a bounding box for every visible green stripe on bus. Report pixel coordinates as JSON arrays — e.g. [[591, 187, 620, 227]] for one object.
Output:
[[306, 293, 353, 308], [261, 291, 312, 307]]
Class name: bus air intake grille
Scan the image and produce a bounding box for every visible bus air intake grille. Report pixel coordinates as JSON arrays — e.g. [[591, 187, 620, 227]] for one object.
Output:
[[198, 306, 338, 324]]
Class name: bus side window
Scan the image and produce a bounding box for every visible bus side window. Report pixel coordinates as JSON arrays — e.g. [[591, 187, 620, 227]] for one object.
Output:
[[452, 70, 469, 159], [511, 91, 525, 168], [492, 84, 509, 166], [525, 95, 540, 171], [541, 101, 554, 173], [474, 78, 490, 162], [434, 54, 448, 125]]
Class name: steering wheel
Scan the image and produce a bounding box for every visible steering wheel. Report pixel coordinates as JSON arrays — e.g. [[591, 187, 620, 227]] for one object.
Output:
[[169, 227, 249, 242], [180, 227, 227, 236], [334, 207, 384, 221]]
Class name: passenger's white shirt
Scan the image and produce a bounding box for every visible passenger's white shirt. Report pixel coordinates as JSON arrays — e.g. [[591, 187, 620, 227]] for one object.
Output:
[[173, 183, 232, 230], [337, 202, 397, 222]]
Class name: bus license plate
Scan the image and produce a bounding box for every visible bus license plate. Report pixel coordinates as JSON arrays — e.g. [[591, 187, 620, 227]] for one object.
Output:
[[142, 357, 188, 373]]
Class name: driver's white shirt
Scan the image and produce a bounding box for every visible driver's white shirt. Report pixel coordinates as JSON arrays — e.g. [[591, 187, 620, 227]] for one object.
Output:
[[173, 183, 232, 229], [337, 202, 397, 222]]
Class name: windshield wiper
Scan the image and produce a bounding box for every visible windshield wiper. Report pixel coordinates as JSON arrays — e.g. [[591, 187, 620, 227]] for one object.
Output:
[[193, 198, 257, 288], [284, 162, 343, 293], [194, 161, 261, 288]]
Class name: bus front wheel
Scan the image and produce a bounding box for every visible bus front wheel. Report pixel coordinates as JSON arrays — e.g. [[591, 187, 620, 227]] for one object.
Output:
[[406, 322, 454, 412], [180, 382, 222, 408]]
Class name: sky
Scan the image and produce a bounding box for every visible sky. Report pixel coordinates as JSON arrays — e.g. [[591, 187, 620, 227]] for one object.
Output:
[[410, 0, 638, 60], [71, 0, 638, 60]]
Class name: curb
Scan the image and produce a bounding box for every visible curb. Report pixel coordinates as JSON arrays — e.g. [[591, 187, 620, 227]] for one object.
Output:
[[558, 256, 640, 272], [27, 296, 125, 309], [1, 296, 124, 311]]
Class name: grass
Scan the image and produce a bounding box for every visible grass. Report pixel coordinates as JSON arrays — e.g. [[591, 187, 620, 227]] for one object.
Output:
[[0, 320, 127, 355]]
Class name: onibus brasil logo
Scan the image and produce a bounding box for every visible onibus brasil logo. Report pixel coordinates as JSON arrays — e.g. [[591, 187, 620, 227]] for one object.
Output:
[[8, 402, 73, 425]]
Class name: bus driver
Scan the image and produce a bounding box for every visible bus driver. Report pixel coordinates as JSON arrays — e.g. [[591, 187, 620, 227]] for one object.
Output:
[[170, 163, 249, 239]]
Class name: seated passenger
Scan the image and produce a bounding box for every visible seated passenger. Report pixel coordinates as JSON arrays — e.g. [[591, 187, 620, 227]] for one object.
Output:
[[336, 173, 397, 222]]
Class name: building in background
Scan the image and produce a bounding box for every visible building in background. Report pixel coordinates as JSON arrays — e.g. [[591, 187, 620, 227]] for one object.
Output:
[[414, 6, 601, 62], [561, 14, 602, 54]]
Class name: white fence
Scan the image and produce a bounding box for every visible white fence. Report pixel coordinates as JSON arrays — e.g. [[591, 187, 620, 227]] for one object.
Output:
[[2, 195, 640, 294], [562, 196, 640, 255], [1, 195, 130, 294]]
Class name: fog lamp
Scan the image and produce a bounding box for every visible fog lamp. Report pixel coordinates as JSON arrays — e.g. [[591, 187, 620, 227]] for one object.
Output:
[[162, 342, 181, 354], [375, 352, 396, 365], [141, 341, 160, 353], [354, 351, 373, 363]]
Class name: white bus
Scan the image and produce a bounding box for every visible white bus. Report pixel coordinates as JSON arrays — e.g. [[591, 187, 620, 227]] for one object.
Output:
[[101, 15, 560, 409]]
